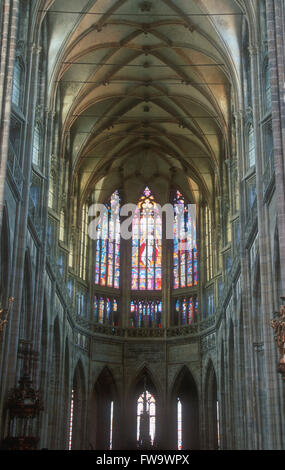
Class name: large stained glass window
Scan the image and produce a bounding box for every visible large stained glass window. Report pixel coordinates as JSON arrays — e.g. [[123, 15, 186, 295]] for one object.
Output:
[[174, 296, 198, 326], [95, 191, 120, 288], [130, 299, 162, 328], [131, 187, 162, 291], [173, 191, 197, 289], [94, 295, 119, 326]]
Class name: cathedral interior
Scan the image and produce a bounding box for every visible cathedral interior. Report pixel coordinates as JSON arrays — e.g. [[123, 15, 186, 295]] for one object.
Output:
[[0, 0, 285, 451]]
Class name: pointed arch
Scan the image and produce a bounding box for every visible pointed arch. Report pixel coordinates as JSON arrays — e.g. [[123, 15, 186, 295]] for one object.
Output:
[[89, 366, 118, 450], [172, 189, 198, 289], [47, 315, 62, 448], [125, 366, 161, 450], [94, 190, 120, 289], [171, 366, 200, 450], [19, 249, 33, 341], [228, 320, 236, 448], [131, 186, 162, 291], [204, 359, 219, 449], [71, 358, 87, 450], [62, 338, 71, 449]]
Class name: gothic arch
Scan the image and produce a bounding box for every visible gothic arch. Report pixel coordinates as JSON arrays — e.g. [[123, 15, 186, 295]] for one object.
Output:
[[171, 366, 200, 450], [47, 315, 61, 448], [228, 320, 236, 448], [129, 364, 162, 399], [203, 359, 219, 450], [62, 338, 71, 449], [89, 366, 118, 450], [219, 340, 227, 449], [126, 366, 160, 450], [19, 250, 33, 341], [71, 358, 87, 450]]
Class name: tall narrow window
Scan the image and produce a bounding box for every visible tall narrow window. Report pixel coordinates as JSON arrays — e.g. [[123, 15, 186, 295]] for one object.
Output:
[[48, 171, 55, 209], [216, 401, 221, 449], [177, 398, 182, 450], [131, 187, 162, 291], [130, 299, 162, 328], [173, 191, 197, 289], [95, 191, 120, 288], [94, 296, 119, 326], [32, 125, 40, 166], [110, 401, 114, 450], [80, 204, 88, 280], [264, 61, 272, 112], [59, 209, 65, 242], [69, 239, 74, 268], [205, 207, 213, 281], [137, 390, 156, 447], [174, 296, 198, 326], [68, 389, 74, 450], [12, 59, 23, 107], [248, 125, 255, 168]]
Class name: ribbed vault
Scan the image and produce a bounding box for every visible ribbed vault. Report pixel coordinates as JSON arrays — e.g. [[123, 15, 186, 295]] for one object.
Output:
[[40, 0, 244, 207]]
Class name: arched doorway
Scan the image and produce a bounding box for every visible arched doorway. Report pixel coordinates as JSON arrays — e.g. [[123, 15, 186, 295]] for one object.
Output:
[[128, 368, 159, 450], [204, 361, 219, 449], [70, 360, 86, 450], [90, 367, 118, 450], [171, 367, 200, 450]]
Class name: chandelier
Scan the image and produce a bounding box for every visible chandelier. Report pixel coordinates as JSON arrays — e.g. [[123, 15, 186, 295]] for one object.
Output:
[[2, 373, 43, 450]]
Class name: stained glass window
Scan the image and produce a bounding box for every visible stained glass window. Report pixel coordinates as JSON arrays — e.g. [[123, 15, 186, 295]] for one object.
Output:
[[131, 187, 162, 291], [205, 206, 213, 281], [173, 191, 197, 289], [95, 191, 120, 288], [79, 204, 88, 281], [12, 59, 23, 107], [177, 398, 182, 450], [130, 299, 162, 328], [94, 295, 119, 326], [174, 296, 198, 326], [137, 391, 156, 446]]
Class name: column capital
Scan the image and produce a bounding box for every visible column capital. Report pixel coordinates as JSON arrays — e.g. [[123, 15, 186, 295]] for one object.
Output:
[[233, 110, 243, 121], [248, 44, 260, 56]]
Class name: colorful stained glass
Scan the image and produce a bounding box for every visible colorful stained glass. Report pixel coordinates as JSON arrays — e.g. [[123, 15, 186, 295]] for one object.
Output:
[[94, 295, 119, 326], [130, 299, 162, 328], [131, 187, 162, 291], [173, 191, 197, 289], [175, 296, 198, 326], [95, 191, 120, 289]]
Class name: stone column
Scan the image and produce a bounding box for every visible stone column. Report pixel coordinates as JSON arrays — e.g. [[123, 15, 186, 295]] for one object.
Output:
[[266, 0, 285, 297], [0, 0, 19, 228]]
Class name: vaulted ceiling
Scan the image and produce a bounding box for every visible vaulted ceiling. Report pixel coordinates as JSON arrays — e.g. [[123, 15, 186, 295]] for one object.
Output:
[[42, 0, 245, 207]]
